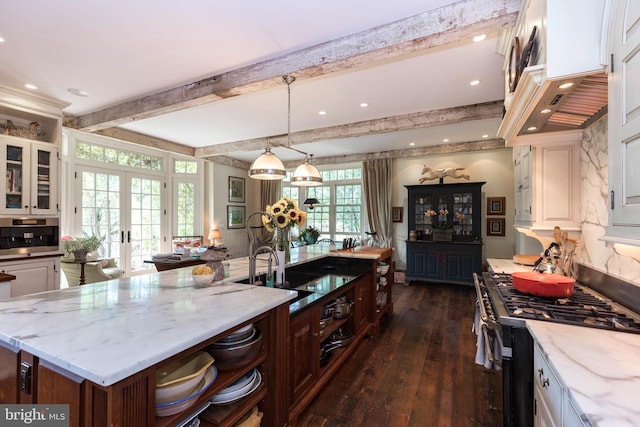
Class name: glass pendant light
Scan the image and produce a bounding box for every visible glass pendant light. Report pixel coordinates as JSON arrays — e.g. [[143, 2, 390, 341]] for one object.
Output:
[[292, 155, 322, 186], [248, 145, 286, 180]]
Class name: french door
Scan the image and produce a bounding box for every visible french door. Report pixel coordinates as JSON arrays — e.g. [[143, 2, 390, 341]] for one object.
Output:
[[76, 166, 165, 276]]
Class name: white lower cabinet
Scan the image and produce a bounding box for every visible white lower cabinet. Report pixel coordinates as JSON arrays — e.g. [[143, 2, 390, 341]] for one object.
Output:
[[0, 257, 60, 297], [534, 343, 563, 427], [534, 341, 589, 427]]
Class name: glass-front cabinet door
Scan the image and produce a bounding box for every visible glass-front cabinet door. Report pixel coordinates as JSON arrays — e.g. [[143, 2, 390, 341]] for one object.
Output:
[[1, 139, 30, 215], [406, 182, 484, 242], [451, 191, 474, 237], [31, 144, 58, 215], [0, 138, 58, 215]]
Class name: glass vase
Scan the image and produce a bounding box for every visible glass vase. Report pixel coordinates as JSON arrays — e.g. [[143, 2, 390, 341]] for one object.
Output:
[[275, 226, 291, 286], [276, 226, 291, 264]]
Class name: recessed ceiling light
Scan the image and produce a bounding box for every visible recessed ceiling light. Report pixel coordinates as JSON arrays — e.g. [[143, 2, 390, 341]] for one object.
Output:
[[318, 111, 327, 115], [360, 102, 368, 108], [540, 108, 552, 114], [470, 80, 480, 86], [443, 138, 449, 142], [68, 88, 91, 97], [24, 83, 37, 90], [482, 134, 489, 138], [473, 34, 486, 42], [558, 82, 574, 90], [527, 126, 538, 131], [409, 142, 415, 146], [0, 36, 5, 43]]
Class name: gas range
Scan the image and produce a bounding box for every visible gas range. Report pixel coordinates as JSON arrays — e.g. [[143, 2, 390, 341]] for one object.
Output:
[[486, 272, 640, 334]]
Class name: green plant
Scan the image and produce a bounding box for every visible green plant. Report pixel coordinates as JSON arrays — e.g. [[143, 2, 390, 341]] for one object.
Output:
[[62, 236, 102, 257], [299, 226, 320, 243]]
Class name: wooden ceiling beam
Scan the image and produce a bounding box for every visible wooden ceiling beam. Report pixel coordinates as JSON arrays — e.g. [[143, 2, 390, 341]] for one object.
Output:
[[65, 0, 518, 132], [206, 138, 506, 168], [195, 100, 504, 158], [94, 128, 196, 157]]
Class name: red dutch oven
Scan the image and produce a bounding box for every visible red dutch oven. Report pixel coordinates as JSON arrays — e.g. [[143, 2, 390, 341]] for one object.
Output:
[[511, 272, 575, 298]]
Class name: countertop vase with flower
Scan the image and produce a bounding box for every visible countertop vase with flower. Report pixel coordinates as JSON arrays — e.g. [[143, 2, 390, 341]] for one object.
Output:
[[262, 196, 307, 285]]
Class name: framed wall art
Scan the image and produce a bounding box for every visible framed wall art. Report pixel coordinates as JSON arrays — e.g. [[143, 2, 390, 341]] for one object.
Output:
[[227, 205, 246, 229], [487, 218, 505, 237], [391, 207, 403, 223], [487, 197, 505, 215], [228, 176, 245, 203]]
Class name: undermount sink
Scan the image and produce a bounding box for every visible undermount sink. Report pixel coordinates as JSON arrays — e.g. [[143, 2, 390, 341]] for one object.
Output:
[[234, 274, 315, 304]]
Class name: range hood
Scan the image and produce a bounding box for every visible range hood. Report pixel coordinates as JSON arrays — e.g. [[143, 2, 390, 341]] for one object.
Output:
[[498, 0, 608, 145]]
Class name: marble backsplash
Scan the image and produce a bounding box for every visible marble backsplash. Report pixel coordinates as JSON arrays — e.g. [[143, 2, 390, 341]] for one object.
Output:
[[579, 117, 640, 286]]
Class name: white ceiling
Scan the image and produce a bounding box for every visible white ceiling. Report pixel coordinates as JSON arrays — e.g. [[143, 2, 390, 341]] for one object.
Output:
[[0, 0, 513, 164]]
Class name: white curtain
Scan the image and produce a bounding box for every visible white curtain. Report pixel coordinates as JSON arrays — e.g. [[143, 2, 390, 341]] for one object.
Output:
[[362, 158, 393, 246]]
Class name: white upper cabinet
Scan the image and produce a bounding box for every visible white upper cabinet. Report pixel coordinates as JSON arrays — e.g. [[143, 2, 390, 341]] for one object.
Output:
[[0, 86, 67, 218], [606, 0, 640, 243], [513, 131, 582, 233]]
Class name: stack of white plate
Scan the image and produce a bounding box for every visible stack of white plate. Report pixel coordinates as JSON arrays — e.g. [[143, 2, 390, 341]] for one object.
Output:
[[209, 368, 262, 405]]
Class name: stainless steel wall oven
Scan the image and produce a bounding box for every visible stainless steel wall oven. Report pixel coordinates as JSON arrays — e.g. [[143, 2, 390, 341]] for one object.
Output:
[[0, 218, 59, 256]]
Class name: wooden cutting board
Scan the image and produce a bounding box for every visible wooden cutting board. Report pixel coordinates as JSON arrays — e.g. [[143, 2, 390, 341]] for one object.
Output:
[[512, 254, 539, 266]]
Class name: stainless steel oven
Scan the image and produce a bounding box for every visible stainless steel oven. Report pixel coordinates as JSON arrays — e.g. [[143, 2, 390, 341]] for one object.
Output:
[[0, 218, 59, 257], [475, 269, 640, 427], [474, 272, 533, 427]]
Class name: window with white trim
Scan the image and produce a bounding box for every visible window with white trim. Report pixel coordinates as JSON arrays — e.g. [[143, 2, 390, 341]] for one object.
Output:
[[283, 166, 362, 242]]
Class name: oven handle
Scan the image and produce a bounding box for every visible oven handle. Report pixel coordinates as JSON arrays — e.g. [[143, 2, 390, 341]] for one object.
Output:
[[481, 323, 503, 367], [473, 272, 505, 366], [472, 272, 501, 331]]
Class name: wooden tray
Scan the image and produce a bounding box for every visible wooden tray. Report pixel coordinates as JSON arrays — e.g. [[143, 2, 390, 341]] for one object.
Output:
[[512, 254, 539, 266]]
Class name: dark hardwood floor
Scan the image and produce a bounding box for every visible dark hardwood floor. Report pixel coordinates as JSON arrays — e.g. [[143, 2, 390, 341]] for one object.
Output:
[[296, 282, 503, 427]]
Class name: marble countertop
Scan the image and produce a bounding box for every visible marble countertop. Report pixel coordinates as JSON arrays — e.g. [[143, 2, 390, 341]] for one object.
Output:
[[0, 268, 295, 386], [527, 321, 640, 426]]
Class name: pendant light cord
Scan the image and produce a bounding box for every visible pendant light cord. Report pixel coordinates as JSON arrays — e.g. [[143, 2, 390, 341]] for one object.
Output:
[[283, 75, 295, 148]]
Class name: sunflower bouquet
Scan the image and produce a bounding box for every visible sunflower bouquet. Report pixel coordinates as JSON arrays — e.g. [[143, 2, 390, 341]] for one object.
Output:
[[262, 197, 307, 257], [262, 196, 307, 232]]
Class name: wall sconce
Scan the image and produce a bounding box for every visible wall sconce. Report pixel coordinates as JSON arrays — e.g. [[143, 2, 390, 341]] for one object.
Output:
[[303, 198, 320, 209], [208, 229, 222, 247]]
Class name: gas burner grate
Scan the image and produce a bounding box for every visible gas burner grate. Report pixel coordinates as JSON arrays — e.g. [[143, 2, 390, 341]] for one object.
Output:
[[488, 273, 640, 334]]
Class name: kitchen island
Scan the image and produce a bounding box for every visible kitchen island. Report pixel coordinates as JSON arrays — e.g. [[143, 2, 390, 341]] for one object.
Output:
[[0, 244, 393, 426], [0, 267, 295, 426]]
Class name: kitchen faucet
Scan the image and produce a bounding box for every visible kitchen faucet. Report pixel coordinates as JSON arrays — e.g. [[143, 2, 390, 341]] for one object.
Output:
[[250, 245, 279, 286], [246, 211, 279, 285]]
